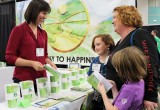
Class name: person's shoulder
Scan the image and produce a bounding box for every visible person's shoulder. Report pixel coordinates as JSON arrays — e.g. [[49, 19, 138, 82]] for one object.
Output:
[[134, 28, 153, 40], [155, 36, 160, 40], [13, 22, 26, 30], [136, 28, 150, 35], [91, 56, 99, 62], [93, 56, 99, 60], [38, 26, 47, 35]]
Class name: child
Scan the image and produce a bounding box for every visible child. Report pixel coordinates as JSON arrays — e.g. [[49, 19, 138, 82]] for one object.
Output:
[[97, 46, 147, 110], [87, 34, 115, 77], [87, 34, 115, 110]]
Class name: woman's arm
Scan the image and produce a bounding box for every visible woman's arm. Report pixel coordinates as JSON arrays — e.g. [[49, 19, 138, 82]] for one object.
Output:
[[15, 58, 44, 71]]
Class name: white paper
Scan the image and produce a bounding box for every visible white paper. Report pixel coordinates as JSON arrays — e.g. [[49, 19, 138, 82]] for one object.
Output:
[[93, 71, 113, 92]]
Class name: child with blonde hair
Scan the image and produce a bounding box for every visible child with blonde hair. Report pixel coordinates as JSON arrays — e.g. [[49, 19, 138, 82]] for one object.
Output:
[[97, 46, 147, 110]]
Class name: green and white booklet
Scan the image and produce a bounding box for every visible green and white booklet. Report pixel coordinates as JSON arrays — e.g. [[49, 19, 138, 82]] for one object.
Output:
[[36, 77, 49, 98], [44, 64, 61, 78], [87, 71, 112, 92], [20, 80, 36, 101], [4, 83, 20, 108]]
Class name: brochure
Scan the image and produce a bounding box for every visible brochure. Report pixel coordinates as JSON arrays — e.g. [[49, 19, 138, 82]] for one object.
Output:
[[68, 63, 81, 71], [57, 95, 85, 102], [35, 98, 62, 108], [51, 91, 86, 102], [19, 80, 36, 101], [36, 77, 49, 98], [71, 87, 90, 92], [4, 83, 20, 108], [44, 64, 61, 78], [87, 71, 112, 92]]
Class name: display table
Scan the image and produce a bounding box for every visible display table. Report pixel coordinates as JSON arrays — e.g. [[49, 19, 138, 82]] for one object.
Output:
[[0, 84, 93, 110], [0, 66, 93, 110], [0, 90, 91, 110]]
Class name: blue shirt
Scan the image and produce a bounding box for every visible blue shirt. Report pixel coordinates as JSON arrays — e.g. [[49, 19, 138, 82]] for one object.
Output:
[[87, 56, 106, 77]]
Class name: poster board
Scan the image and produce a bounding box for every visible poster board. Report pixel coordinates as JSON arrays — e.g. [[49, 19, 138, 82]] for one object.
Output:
[[16, 0, 135, 66]]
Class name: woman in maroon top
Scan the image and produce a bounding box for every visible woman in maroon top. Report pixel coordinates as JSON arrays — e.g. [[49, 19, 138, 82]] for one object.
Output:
[[5, 0, 57, 92]]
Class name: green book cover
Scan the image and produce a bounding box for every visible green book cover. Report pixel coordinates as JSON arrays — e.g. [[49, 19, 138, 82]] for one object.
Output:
[[20, 80, 36, 101], [5, 83, 20, 108], [87, 72, 112, 92], [87, 74, 99, 90], [50, 76, 61, 93], [36, 77, 49, 98], [44, 64, 61, 78]]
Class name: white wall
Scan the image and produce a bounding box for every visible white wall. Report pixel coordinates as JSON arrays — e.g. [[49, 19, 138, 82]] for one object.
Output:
[[137, 0, 148, 26]]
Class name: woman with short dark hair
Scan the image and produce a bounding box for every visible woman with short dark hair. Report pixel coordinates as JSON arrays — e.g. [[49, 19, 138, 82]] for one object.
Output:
[[5, 0, 56, 92]]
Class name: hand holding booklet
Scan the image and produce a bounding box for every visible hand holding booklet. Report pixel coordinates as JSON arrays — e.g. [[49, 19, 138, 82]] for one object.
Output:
[[87, 71, 113, 92], [44, 64, 61, 78]]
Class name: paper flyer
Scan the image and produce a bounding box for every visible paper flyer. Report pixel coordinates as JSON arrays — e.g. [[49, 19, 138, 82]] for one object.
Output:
[[71, 87, 90, 92], [68, 63, 81, 71], [35, 98, 62, 108], [52, 91, 86, 102], [87, 71, 112, 92]]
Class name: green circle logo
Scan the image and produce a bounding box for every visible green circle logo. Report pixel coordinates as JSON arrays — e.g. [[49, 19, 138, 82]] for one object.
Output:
[[43, 0, 90, 52]]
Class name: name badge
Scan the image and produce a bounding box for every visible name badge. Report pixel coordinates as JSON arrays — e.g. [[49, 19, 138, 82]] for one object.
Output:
[[92, 64, 101, 72], [36, 48, 44, 57]]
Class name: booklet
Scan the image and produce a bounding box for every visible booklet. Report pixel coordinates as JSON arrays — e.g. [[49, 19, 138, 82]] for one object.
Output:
[[19, 80, 36, 101], [71, 86, 90, 92], [44, 64, 61, 78], [51, 91, 86, 102], [35, 98, 62, 108], [87, 71, 112, 92], [68, 62, 81, 71], [36, 77, 49, 98], [56, 95, 85, 102]]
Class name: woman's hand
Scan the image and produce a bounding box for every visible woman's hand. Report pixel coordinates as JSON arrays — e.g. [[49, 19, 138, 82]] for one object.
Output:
[[49, 62, 57, 69], [31, 61, 45, 71], [45, 58, 57, 69]]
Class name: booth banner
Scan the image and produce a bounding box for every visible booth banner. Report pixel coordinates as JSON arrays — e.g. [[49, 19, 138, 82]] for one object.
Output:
[[16, 0, 135, 66]]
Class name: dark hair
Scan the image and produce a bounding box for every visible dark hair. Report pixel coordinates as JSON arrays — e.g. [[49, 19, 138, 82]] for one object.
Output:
[[24, 0, 51, 25], [91, 34, 115, 52], [152, 30, 158, 35]]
